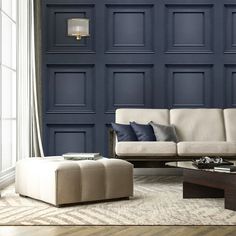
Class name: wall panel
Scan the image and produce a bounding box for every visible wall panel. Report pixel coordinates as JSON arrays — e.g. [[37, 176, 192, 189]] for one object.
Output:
[[166, 4, 213, 53], [106, 4, 154, 53], [225, 5, 236, 53], [225, 65, 236, 107], [166, 65, 212, 107], [46, 65, 95, 113], [46, 4, 95, 53], [42, 0, 235, 156], [46, 124, 94, 155], [105, 64, 153, 112]]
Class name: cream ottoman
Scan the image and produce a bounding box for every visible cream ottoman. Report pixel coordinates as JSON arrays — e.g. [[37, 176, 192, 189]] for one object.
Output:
[[15, 157, 133, 206]]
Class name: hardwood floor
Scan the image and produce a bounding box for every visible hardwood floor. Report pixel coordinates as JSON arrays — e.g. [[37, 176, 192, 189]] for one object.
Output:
[[0, 226, 236, 236]]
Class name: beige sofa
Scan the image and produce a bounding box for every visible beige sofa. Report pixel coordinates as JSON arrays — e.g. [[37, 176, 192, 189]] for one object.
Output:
[[111, 108, 236, 162]]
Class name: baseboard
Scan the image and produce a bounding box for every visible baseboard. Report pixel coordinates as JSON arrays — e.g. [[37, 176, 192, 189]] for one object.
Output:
[[134, 168, 183, 176], [0, 169, 15, 190]]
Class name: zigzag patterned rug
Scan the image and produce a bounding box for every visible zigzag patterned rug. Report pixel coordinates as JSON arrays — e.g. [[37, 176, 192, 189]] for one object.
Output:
[[0, 176, 236, 225]]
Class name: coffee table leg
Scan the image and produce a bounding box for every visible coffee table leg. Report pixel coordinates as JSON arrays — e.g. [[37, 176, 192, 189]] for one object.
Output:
[[225, 188, 236, 211], [183, 182, 224, 198]]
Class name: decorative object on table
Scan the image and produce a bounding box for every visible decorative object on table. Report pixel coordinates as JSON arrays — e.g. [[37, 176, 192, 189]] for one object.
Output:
[[62, 153, 103, 160], [192, 156, 233, 169], [214, 165, 236, 172]]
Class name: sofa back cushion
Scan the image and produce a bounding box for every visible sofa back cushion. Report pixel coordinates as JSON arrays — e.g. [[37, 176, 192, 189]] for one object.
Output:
[[116, 109, 169, 125], [170, 109, 225, 141], [224, 109, 236, 141]]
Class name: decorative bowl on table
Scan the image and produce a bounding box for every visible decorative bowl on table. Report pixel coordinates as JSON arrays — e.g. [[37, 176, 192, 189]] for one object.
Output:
[[192, 156, 233, 169]]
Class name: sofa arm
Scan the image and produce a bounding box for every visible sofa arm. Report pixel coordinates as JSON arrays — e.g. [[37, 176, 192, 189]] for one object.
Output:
[[108, 128, 116, 158]]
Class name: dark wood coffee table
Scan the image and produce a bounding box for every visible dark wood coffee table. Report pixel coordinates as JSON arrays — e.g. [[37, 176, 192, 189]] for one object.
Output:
[[167, 161, 236, 211]]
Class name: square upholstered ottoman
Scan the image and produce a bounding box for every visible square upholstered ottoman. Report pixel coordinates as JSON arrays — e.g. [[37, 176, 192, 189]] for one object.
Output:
[[15, 157, 133, 206]]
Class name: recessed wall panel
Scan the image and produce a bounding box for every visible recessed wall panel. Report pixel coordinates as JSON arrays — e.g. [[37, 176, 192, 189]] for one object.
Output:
[[167, 65, 212, 107], [166, 5, 213, 53], [54, 72, 86, 106], [225, 5, 236, 52], [47, 65, 95, 113], [106, 65, 153, 112], [114, 12, 144, 46], [47, 124, 94, 156], [46, 4, 95, 53], [174, 13, 204, 46], [226, 65, 236, 106], [106, 4, 153, 53], [114, 72, 144, 106], [55, 132, 85, 155]]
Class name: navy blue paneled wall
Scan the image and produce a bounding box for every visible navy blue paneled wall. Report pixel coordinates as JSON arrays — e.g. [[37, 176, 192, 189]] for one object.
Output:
[[42, 0, 236, 156]]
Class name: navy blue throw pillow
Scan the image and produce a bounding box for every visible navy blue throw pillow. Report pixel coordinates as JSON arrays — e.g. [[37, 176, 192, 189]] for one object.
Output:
[[111, 123, 137, 142], [130, 122, 156, 141]]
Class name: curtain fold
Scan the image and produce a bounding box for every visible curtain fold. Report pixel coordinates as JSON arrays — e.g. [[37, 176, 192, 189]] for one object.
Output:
[[17, 0, 44, 160], [30, 0, 44, 157], [17, 0, 31, 160]]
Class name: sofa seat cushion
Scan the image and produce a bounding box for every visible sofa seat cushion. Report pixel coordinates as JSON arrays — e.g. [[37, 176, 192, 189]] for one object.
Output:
[[177, 142, 236, 156], [116, 142, 177, 156]]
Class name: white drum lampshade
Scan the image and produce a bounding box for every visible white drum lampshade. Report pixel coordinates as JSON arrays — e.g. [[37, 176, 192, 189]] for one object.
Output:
[[67, 18, 89, 40]]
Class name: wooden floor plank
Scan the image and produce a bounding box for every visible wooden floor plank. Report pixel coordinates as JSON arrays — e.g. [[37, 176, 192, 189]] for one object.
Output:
[[1, 226, 236, 236]]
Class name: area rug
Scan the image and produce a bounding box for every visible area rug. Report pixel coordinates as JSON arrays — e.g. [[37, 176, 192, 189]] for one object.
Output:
[[0, 176, 236, 225]]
